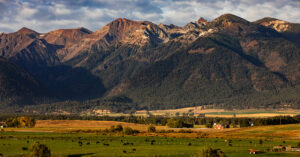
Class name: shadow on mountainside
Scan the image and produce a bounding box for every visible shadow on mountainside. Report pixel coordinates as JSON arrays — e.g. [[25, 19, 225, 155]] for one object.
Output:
[[32, 65, 107, 101]]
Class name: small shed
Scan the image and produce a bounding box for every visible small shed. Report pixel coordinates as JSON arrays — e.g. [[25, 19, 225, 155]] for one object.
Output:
[[291, 147, 300, 152], [285, 145, 292, 151], [249, 149, 261, 154], [0, 122, 6, 127], [273, 145, 285, 152], [0, 122, 6, 131]]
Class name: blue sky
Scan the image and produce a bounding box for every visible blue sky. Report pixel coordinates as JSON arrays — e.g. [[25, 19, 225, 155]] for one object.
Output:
[[0, 0, 299, 33]]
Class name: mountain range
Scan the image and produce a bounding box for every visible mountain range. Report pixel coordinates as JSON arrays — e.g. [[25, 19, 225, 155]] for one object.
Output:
[[1, 14, 300, 113]]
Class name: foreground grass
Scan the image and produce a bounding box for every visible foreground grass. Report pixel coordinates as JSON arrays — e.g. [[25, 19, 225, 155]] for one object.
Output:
[[0, 131, 300, 157]]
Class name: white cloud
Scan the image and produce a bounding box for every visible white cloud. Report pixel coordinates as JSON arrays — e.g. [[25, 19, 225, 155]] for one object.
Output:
[[18, 7, 38, 18], [50, 4, 72, 16]]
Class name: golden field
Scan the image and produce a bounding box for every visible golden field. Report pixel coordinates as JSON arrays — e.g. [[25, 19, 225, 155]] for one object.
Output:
[[4, 120, 300, 140]]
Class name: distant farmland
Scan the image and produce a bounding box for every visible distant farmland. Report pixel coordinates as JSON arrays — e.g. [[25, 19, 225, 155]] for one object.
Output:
[[134, 107, 300, 118]]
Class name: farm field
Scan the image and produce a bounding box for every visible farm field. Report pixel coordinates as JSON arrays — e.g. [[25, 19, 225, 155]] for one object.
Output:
[[1, 120, 300, 156]]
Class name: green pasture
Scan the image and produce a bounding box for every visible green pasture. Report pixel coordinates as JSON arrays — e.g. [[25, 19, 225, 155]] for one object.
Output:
[[0, 132, 300, 157]]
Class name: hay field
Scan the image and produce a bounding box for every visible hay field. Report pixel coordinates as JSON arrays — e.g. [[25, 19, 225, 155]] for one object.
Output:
[[4, 120, 168, 132]]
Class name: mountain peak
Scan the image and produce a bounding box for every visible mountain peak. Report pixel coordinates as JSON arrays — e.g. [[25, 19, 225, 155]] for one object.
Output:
[[107, 18, 144, 26], [115, 18, 132, 22], [209, 13, 250, 28], [49, 27, 92, 35], [16, 27, 38, 34], [216, 14, 249, 23], [95, 18, 151, 38], [107, 18, 151, 27], [197, 17, 208, 24], [43, 27, 92, 46], [254, 17, 289, 25], [254, 17, 292, 32]]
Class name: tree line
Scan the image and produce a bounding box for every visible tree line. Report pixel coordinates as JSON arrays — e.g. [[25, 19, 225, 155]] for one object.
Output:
[[4, 116, 36, 128], [1, 114, 299, 128]]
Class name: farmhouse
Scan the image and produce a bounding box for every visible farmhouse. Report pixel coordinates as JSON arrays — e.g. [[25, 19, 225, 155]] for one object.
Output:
[[213, 123, 224, 130]]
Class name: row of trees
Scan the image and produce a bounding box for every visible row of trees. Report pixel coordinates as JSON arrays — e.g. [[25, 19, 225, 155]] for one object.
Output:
[[103, 125, 156, 135], [1, 114, 299, 128], [166, 118, 194, 128]]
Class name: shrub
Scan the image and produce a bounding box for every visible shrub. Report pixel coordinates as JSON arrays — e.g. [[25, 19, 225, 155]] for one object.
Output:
[[259, 139, 263, 145], [150, 140, 155, 145], [205, 123, 213, 128], [199, 147, 226, 157], [5, 117, 35, 128], [19, 117, 36, 128], [110, 125, 123, 132], [22, 147, 28, 151], [115, 125, 123, 132], [124, 127, 134, 135], [166, 118, 193, 128], [147, 125, 156, 133], [29, 142, 51, 157]]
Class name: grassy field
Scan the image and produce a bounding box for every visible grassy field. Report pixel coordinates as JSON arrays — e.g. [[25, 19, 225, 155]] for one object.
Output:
[[1, 120, 300, 157]]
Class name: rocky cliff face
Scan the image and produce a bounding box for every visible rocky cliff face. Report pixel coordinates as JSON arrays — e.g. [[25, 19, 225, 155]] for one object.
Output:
[[254, 17, 300, 33]]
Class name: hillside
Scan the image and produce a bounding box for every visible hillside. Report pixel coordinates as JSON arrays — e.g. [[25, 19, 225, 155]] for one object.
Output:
[[0, 14, 300, 113], [0, 57, 44, 107]]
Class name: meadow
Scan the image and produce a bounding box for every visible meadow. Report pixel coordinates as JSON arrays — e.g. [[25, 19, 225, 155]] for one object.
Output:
[[1, 120, 300, 157]]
